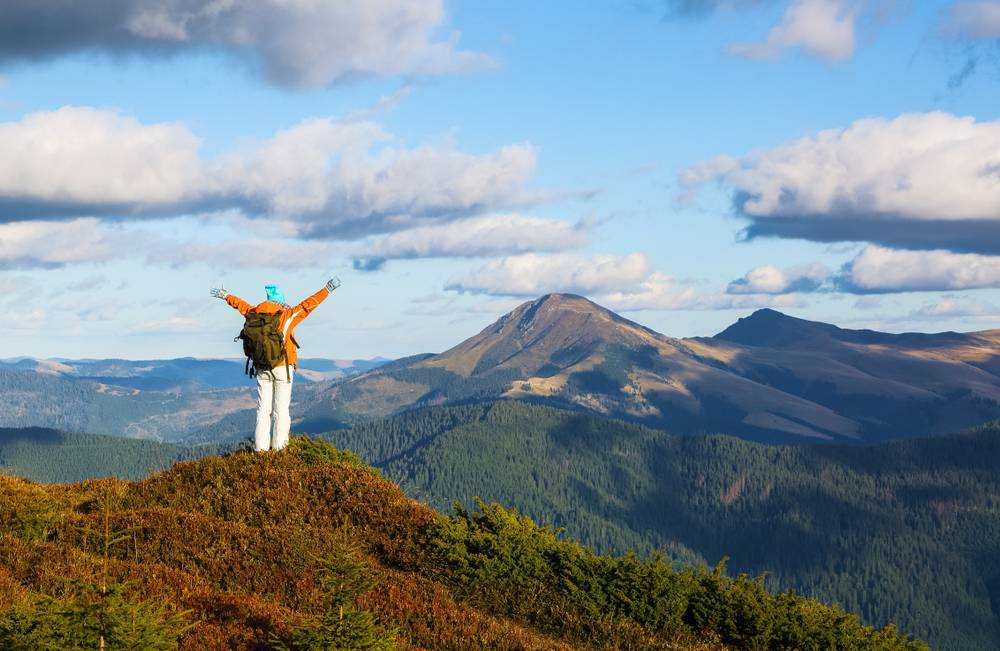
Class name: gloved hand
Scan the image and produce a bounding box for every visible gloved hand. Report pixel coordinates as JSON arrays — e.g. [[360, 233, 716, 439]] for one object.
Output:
[[325, 277, 342, 292], [210, 287, 229, 300]]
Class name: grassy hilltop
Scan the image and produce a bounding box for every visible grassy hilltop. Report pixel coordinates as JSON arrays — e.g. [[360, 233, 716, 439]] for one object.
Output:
[[0, 438, 925, 650]]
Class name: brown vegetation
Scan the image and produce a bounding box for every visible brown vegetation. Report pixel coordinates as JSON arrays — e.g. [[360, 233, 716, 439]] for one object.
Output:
[[0, 439, 724, 650]]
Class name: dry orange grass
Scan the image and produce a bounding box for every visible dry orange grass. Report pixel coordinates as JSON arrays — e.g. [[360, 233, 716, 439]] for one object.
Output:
[[0, 442, 723, 651]]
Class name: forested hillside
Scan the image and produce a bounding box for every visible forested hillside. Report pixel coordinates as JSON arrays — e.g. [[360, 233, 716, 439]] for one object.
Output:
[[327, 403, 1000, 651], [0, 439, 924, 650], [0, 428, 233, 482]]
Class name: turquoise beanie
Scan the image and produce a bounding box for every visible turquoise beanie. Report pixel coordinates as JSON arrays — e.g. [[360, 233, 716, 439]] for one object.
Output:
[[265, 285, 287, 304]]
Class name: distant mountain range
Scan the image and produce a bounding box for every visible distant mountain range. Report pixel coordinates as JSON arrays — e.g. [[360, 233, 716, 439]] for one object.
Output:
[[0, 356, 387, 390], [0, 356, 386, 440], [303, 294, 1000, 444], [4, 295, 999, 445]]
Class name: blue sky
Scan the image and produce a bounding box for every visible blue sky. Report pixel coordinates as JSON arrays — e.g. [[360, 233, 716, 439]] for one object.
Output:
[[0, 0, 999, 360]]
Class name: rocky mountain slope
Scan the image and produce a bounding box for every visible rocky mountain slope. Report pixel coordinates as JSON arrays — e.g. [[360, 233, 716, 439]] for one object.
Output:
[[304, 294, 1000, 444]]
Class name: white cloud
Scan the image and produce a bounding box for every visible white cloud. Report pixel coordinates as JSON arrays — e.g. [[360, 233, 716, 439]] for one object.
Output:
[[912, 297, 999, 319], [0, 217, 345, 270], [0, 219, 136, 267], [444, 252, 808, 311], [727, 262, 829, 294], [575, 272, 807, 312], [0, 212, 589, 271], [351, 214, 591, 269], [0, 0, 490, 88], [947, 1, 1000, 39], [445, 253, 653, 297], [681, 112, 1000, 254], [0, 107, 537, 239], [596, 272, 702, 311], [0, 107, 203, 213], [729, 0, 857, 62], [840, 245, 1000, 292], [230, 122, 539, 237]]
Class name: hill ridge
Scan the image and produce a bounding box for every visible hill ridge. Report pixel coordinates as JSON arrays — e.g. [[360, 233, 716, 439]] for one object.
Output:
[[714, 307, 974, 348], [0, 436, 928, 650]]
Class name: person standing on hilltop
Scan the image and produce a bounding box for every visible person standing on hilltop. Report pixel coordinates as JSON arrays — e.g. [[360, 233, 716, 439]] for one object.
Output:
[[210, 278, 341, 452]]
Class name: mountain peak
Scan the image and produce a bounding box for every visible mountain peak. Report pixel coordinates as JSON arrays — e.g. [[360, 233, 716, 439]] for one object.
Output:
[[714, 308, 973, 348], [714, 309, 837, 347], [497, 293, 660, 340], [432, 293, 666, 377]]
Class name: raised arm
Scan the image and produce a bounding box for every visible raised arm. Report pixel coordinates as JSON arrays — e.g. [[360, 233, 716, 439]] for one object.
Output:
[[286, 278, 340, 326], [210, 287, 254, 315], [226, 294, 254, 315]]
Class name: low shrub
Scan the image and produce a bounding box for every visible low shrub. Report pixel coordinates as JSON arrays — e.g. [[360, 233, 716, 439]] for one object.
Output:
[[0, 477, 61, 542], [0, 582, 190, 651], [273, 539, 396, 651]]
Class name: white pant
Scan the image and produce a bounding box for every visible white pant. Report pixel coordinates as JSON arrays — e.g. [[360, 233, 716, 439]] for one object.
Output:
[[255, 365, 294, 451]]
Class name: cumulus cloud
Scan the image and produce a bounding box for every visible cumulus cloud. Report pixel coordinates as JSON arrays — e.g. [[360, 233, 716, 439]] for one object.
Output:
[[350, 214, 591, 270], [681, 111, 1000, 254], [0, 219, 137, 268], [0, 217, 347, 270], [0, 212, 591, 272], [0, 107, 537, 239], [722, 247, 1000, 296], [446, 253, 653, 297], [729, 0, 857, 62], [214, 117, 538, 238], [0, 0, 489, 88], [445, 252, 808, 311], [947, 1, 1000, 39], [912, 297, 1000, 319], [0, 107, 205, 219], [838, 245, 1000, 293], [727, 262, 829, 294]]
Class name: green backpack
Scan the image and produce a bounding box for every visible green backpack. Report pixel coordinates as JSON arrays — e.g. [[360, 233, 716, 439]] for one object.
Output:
[[235, 311, 288, 379]]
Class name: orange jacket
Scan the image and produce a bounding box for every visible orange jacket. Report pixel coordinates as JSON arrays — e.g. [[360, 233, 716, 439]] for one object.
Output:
[[226, 287, 330, 366]]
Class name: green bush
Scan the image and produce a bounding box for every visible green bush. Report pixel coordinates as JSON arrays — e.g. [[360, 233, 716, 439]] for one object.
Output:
[[288, 436, 381, 477], [0, 481, 60, 542], [0, 582, 189, 651], [273, 540, 395, 651]]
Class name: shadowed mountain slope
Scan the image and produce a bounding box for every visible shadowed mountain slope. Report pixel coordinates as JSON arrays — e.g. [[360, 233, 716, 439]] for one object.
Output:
[[303, 295, 1000, 444], [700, 309, 1000, 441]]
